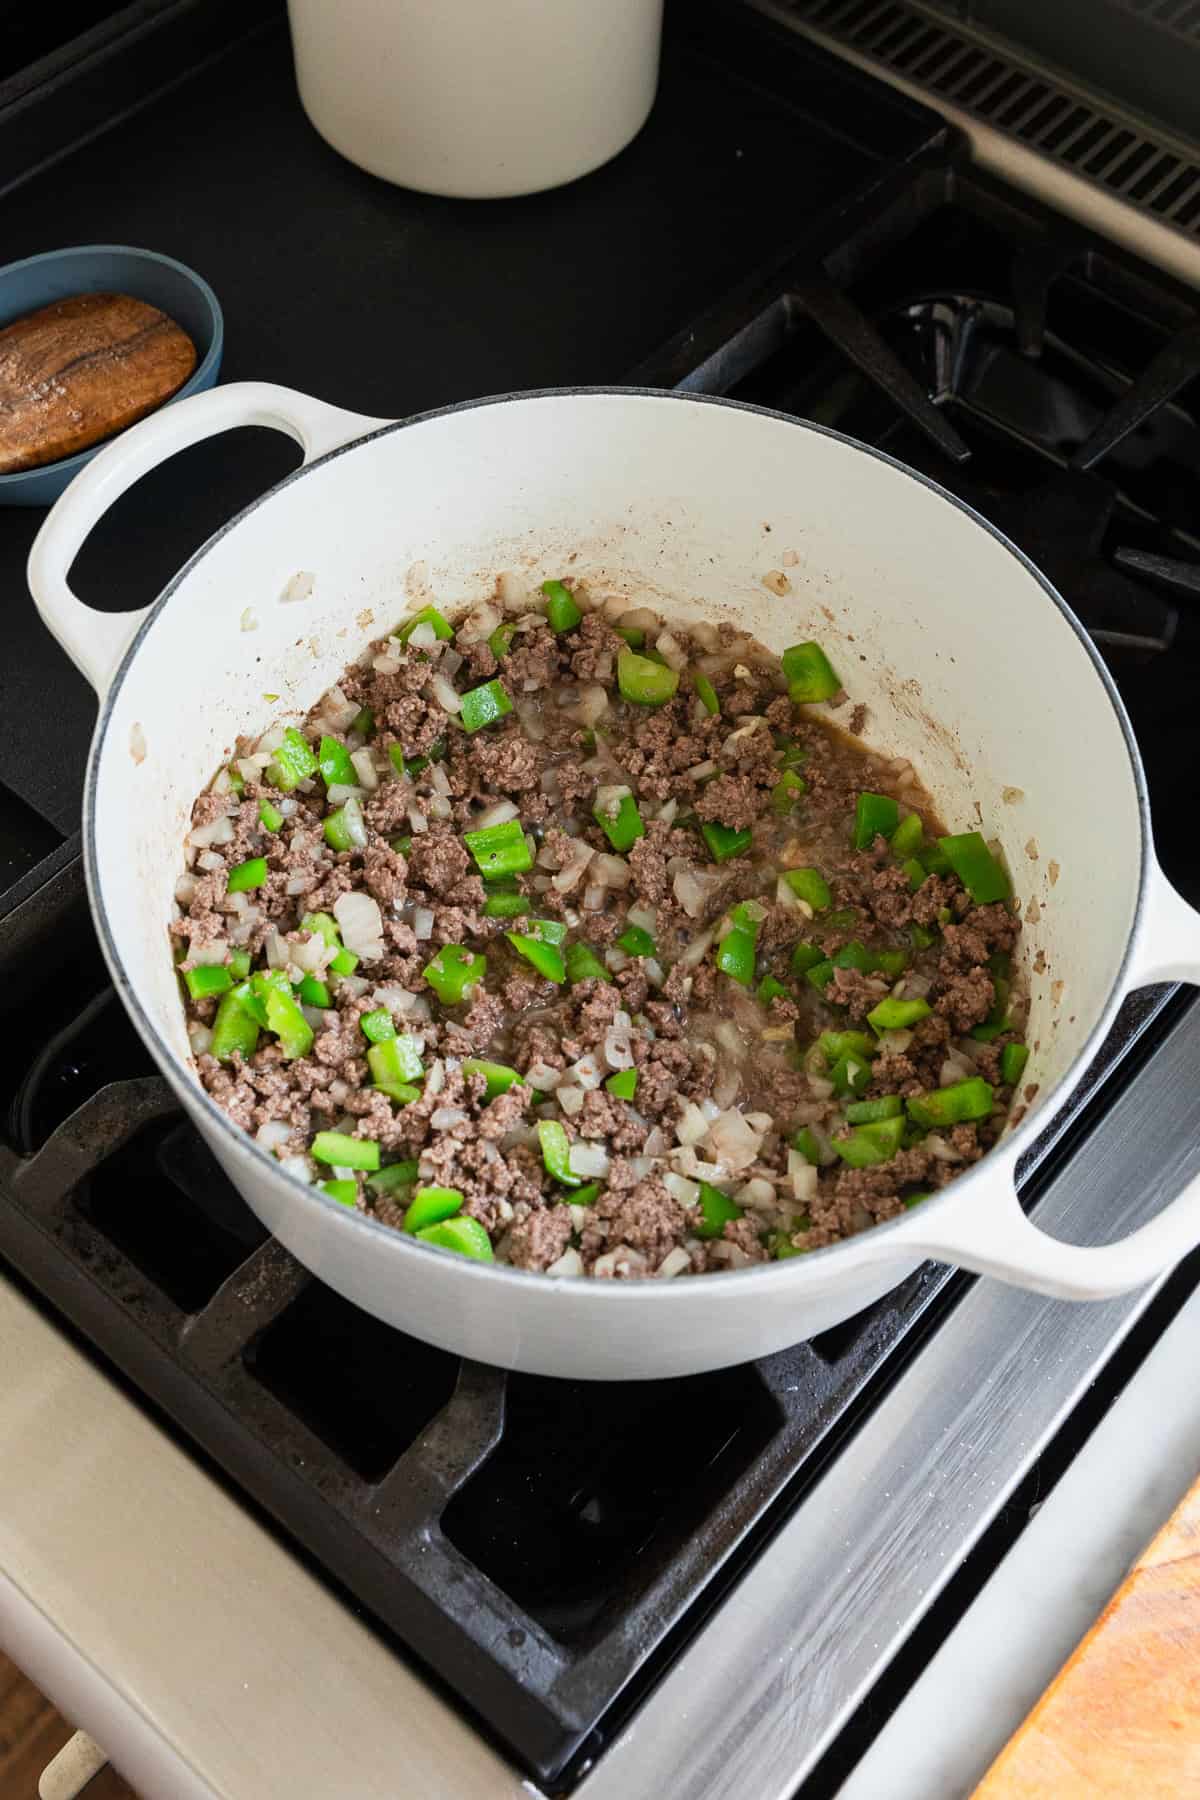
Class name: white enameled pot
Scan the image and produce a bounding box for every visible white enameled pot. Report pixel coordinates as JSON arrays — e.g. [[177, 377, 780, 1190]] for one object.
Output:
[[27, 383, 1200, 1379]]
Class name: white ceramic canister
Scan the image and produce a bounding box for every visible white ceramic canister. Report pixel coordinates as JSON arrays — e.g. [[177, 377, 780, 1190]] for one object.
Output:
[[286, 0, 665, 199]]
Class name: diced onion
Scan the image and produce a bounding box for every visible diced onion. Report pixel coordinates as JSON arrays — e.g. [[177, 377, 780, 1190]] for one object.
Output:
[[334, 890, 385, 960], [657, 1246, 692, 1279], [431, 1106, 467, 1130], [187, 1022, 213, 1057], [569, 1054, 604, 1091], [787, 1154, 820, 1203], [456, 598, 502, 645], [475, 800, 519, 830], [326, 782, 364, 807], [408, 621, 437, 649], [429, 672, 462, 713], [569, 1141, 610, 1179], [280, 1154, 314, 1184], [685, 759, 717, 781], [704, 1107, 763, 1172], [256, 1120, 292, 1153], [663, 1172, 700, 1207], [592, 853, 631, 889], [675, 1102, 708, 1145], [187, 815, 236, 849], [735, 1176, 777, 1213], [188, 939, 230, 967], [547, 1248, 584, 1278], [593, 1246, 649, 1278], [603, 1025, 634, 1070], [657, 799, 678, 828], [575, 684, 610, 726], [525, 1061, 563, 1091], [281, 571, 314, 603], [350, 749, 379, 791], [556, 1084, 585, 1115]]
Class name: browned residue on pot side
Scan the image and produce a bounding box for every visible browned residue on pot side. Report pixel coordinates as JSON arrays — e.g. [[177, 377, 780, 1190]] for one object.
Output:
[[1048, 859, 1061, 886]]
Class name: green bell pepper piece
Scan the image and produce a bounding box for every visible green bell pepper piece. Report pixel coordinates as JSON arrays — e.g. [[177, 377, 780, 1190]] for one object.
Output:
[[730, 900, 767, 940], [367, 1045, 421, 1104], [415, 1216, 494, 1260], [700, 821, 752, 863], [460, 679, 513, 732], [321, 1180, 358, 1207], [359, 1007, 396, 1044], [715, 926, 756, 986], [542, 579, 583, 632], [790, 942, 825, 976], [318, 734, 356, 788], [537, 1119, 579, 1186], [403, 1187, 463, 1232], [483, 891, 530, 918], [462, 1057, 525, 1099], [507, 932, 566, 984], [423, 945, 487, 1004], [227, 856, 268, 893], [781, 641, 841, 703], [395, 604, 454, 644], [387, 743, 407, 780], [568, 1181, 603, 1207], [351, 706, 374, 738], [297, 973, 332, 1010], [228, 949, 251, 980], [330, 948, 359, 977], [1001, 1042, 1030, 1086], [873, 948, 909, 977], [805, 958, 836, 992], [890, 812, 925, 857], [818, 1029, 878, 1065], [463, 818, 533, 877], [695, 1181, 743, 1239], [226, 765, 245, 795], [781, 867, 831, 910], [910, 923, 937, 950], [938, 832, 1011, 903], [593, 788, 645, 853], [311, 1131, 380, 1172], [263, 979, 314, 1060], [258, 798, 284, 833], [867, 996, 932, 1033], [845, 1094, 903, 1123], [564, 941, 611, 984], [693, 671, 720, 715], [853, 791, 900, 850], [183, 963, 232, 1001], [210, 988, 260, 1063], [771, 770, 807, 812], [268, 727, 318, 791], [833, 940, 875, 972], [488, 622, 516, 660], [901, 857, 927, 891], [792, 1126, 823, 1164], [756, 975, 791, 1006], [604, 1069, 638, 1100], [615, 626, 644, 647], [828, 1053, 873, 1098], [616, 924, 656, 958], [832, 1114, 905, 1167], [367, 1158, 420, 1195], [906, 1078, 994, 1129], [617, 647, 680, 706]]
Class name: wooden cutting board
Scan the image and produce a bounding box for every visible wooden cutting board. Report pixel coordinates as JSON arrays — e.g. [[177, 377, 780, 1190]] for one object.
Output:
[[0, 1651, 136, 1798], [974, 1469, 1200, 1797]]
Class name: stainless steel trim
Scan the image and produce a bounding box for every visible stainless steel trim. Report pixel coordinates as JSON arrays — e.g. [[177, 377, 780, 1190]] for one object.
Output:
[[576, 995, 1200, 1800]]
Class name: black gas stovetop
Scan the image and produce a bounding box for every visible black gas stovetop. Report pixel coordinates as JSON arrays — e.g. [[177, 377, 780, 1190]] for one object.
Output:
[[1, 1, 1199, 1791]]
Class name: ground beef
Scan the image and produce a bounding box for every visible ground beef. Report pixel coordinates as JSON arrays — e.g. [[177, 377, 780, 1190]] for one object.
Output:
[[182, 595, 1025, 1279], [507, 1205, 573, 1271], [935, 966, 994, 1033], [594, 1177, 690, 1266], [695, 774, 762, 831]]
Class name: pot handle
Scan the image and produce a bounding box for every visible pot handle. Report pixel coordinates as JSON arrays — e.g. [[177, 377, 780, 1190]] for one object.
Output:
[[27, 381, 391, 697], [890, 861, 1200, 1300]]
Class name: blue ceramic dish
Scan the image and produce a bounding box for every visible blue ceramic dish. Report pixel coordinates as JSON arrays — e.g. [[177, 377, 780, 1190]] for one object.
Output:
[[0, 245, 223, 506]]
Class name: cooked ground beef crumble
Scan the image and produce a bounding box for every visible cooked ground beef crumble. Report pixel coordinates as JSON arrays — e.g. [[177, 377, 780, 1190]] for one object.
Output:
[[175, 580, 1028, 1278]]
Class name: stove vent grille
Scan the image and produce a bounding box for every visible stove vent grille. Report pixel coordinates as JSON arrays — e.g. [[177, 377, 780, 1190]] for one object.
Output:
[[771, 0, 1200, 240]]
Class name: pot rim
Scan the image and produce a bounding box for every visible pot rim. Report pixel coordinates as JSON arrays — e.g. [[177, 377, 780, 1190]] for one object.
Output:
[[82, 386, 1153, 1300]]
